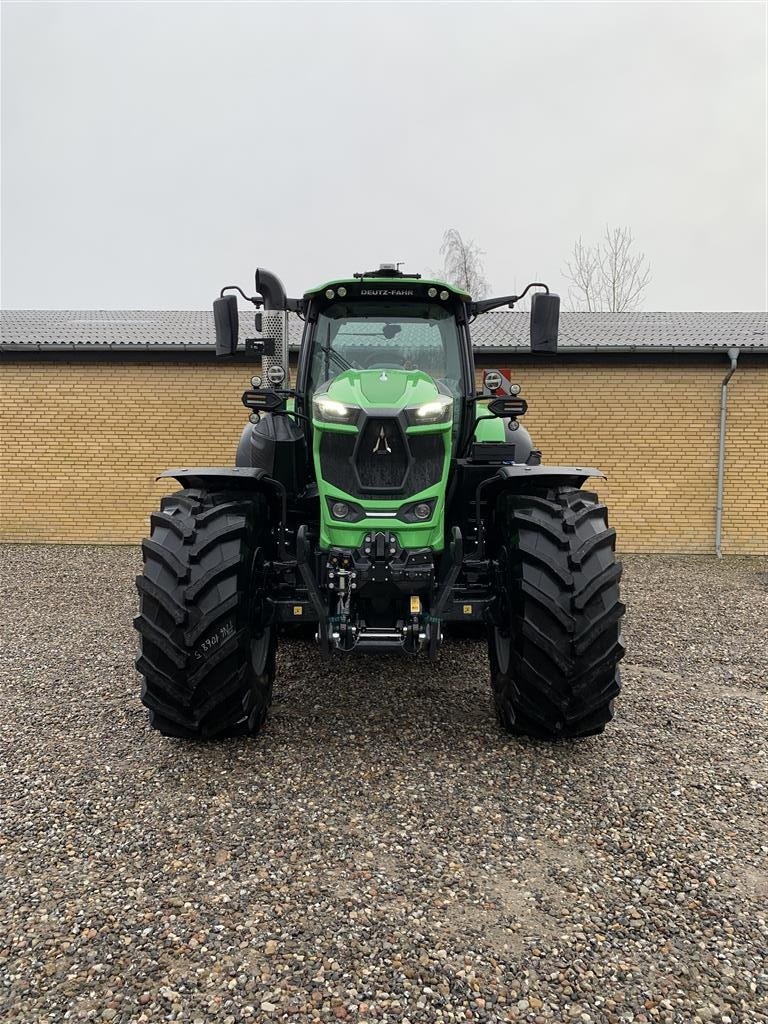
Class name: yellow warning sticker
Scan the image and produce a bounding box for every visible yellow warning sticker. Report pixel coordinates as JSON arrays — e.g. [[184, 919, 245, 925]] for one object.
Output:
[[410, 596, 421, 614], [463, 604, 473, 615], [293, 605, 303, 616]]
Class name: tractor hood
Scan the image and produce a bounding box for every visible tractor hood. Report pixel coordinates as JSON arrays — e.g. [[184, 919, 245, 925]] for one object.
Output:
[[320, 368, 445, 412], [311, 368, 452, 552]]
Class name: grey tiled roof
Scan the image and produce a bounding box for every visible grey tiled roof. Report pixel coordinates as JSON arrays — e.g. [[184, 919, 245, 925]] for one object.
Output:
[[1, 309, 766, 353], [478, 310, 768, 352]]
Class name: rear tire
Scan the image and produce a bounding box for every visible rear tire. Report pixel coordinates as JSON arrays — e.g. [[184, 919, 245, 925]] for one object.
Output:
[[134, 488, 275, 738], [489, 486, 625, 739]]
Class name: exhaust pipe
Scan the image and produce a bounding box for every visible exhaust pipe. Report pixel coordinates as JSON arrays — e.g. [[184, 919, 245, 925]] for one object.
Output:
[[255, 268, 290, 384], [255, 268, 287, 310]]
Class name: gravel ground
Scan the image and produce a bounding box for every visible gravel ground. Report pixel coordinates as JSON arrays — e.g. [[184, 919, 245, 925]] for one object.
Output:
[[1, 546, 767, 1024]]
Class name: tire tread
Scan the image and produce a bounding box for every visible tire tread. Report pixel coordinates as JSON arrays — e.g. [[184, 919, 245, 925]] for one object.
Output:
[[490, 486, 624, 739], [134, 488, 275, 739]]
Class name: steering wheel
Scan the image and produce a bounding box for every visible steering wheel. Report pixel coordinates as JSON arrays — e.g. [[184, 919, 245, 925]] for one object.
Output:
[[362, 360, 404, 370]]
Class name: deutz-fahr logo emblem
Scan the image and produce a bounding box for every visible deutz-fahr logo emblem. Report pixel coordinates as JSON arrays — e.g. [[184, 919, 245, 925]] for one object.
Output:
[[373, 426, 392, 456], [360, 288, 414, 296]]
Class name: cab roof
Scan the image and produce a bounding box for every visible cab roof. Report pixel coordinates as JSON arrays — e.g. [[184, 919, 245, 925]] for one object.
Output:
[[303, 277, 471, 301]]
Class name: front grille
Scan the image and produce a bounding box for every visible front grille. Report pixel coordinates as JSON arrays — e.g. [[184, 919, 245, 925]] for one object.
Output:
[[357, 418, 408, 490], [319, 432, 356, 493], [408, 434, 445, 492], [318, 417, 446, 498]]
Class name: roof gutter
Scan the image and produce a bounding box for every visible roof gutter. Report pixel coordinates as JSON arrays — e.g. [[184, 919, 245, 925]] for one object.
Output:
[[3, 343, 767, 356], [715, 347, 740, 558], [486, 344, 765, 356]]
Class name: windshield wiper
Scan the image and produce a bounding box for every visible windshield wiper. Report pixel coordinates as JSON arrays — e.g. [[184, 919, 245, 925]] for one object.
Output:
[[320, 323, 354, 377]]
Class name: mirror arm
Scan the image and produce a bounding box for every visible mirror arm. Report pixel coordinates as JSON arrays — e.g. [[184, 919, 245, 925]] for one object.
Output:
[[220, 285, 263, 307], [221, 274, 304, 314], [515, 281, 550, 300], [470, 294, 518, 316], [470, 282, 550, 316]]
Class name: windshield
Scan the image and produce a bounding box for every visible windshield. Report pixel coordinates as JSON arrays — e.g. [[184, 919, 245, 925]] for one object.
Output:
[[309, 302, 465, 411]]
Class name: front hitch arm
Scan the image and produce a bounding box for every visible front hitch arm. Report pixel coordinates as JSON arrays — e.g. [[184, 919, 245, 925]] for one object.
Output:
[[296, 525, 330, 658], [426, 527, 464, 659]]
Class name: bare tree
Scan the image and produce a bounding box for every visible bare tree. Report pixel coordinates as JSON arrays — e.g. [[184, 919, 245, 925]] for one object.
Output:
[[564, 225, 651, 312], [563, 237, 602, 312], [434, 228, 490, 298]]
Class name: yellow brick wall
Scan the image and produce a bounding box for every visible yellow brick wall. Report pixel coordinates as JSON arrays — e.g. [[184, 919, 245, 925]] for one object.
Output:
[[0, 359, 254, 545], [1, 355, 766, 552], [719, 363, 768, 555], [473, 355, 767, 555]]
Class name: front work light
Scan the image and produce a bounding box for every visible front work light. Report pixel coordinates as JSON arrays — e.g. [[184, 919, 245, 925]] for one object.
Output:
[[331, 502, 350, 519], [488, 396, 528, 419], [312, 395, 359, 424], [242, 388, 285, 413], [406, 394, 453, 425]]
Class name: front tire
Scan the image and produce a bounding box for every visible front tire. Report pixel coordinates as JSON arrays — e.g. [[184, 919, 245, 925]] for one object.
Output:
[[489, 486, 625, 739], [134, 488, 276, 738]]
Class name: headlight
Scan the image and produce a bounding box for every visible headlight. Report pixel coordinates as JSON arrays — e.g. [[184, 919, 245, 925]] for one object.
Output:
[[312, 395, 359, 424], [406, 394, 453, 425]]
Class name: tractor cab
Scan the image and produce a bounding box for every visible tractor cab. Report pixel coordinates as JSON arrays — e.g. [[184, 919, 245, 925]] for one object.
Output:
[[299, 272, 473, 440]]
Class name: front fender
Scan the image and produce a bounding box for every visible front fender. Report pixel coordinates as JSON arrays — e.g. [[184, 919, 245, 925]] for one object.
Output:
[[476, 464, 605, 515], [157, 468, 290, 557], [158, 467, 272, 491], [495, 464, 605, 489], [158, 467, 288, 552]]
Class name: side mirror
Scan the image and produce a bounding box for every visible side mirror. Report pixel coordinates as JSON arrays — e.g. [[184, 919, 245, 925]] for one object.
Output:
[[530, 292, 559, 353], [213, 295, 239, 357]]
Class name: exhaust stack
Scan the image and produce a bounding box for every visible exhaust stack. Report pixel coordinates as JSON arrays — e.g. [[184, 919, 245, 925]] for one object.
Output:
[[255, 268, 290, 385]]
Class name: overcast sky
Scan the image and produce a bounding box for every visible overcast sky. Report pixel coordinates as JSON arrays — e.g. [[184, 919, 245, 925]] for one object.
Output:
[[1, 1, 766, 311]]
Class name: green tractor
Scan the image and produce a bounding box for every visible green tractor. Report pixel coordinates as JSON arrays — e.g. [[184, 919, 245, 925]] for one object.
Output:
[[134, 265, 624, 740]]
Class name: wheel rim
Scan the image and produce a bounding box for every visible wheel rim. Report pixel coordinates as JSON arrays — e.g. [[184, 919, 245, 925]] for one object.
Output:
[[493, 626, 511, 676], [250, 627, 272, 678]]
